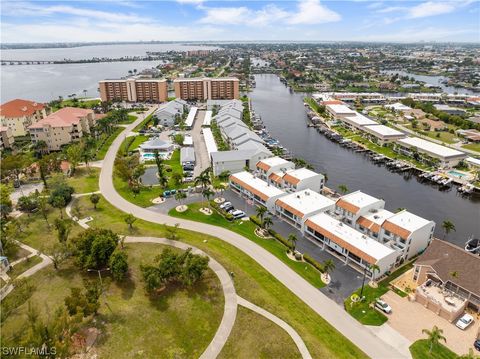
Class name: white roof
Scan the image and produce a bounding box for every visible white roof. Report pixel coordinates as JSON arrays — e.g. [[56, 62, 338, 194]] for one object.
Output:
[[339, 191, 383, 209], [307, 213, 396, 261], [466, 157, 480, 166], [185, 107, 198, 127], [202, 128, 217, 157], [203, 110, 213, 126], [363, 124, 405, 138], [231, 171, 285, 199], [327, 104, 356, 115], [183, 135, 193, 146], [385, 210, 432, 232], [361, 209, 394, 226], [343, 113, 377, 127], [285, 168, 321, 181], [397, 137, 465, 159], [276, 189, 335, 217], [258, 156, 292, 169], [385, 102, 411, 111]]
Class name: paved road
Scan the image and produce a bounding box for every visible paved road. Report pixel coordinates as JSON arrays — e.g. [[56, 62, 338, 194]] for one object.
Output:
[[99, 111, 411, 359], [191, 110, 210, 177]]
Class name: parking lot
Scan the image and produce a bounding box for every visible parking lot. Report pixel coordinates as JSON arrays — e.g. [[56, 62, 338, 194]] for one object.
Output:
[[382, 290, 480, 356]]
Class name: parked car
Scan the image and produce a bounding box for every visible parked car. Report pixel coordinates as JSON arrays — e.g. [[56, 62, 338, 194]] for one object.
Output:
[[474, 339, 480, 351], [220, 201, 232, 210], [455, 314, 474, 330], [375, 299, 392, 314], [223, 204, 234, 212], [231, 210, 246, 219]]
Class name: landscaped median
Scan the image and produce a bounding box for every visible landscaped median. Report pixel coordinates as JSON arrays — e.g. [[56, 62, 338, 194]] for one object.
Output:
[[409, 339, 457, 359], [169, 202, 326, 290]]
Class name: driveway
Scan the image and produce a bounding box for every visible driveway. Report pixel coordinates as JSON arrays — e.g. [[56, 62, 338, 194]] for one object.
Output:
[[99, 110, 412, 359], [10, 182, 44, 204], [222, 190, 363, 302], [383, 290, 480, 356], [191, 110, 210, 177]]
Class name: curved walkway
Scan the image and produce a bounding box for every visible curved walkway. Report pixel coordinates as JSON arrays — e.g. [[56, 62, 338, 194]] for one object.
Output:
[[100, 109, 411, 358], [124, 236, 237, 359], [237, 296, 312, 359]]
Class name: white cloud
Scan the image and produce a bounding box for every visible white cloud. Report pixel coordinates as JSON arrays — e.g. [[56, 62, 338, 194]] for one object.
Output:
[[177, 0, 204, 5], [408, 1, 456, 18], [199, 6, 251, 25], [288, 0, 341, 25], [375, 6, 408, 14], [357, 26, 477, 42]]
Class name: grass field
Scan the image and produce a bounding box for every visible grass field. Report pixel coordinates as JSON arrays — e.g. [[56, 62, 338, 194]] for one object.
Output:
[[65, 167, 100, 193], [1, 244, 224, 358], [462, 142, 480, 153], [96, 127, 124, 160], [9, 256, 42, 280], [409, 339, 457, 359]]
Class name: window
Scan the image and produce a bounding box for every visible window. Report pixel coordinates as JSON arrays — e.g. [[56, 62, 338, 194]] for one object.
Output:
[[413, 266, 420, 281]]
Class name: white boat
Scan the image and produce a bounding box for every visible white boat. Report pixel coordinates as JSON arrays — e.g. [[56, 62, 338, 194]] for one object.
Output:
[[465, 237, 480, 255]]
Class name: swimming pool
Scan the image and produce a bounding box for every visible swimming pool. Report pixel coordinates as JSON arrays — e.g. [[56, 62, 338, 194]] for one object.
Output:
[[448, 170, 467, 179]]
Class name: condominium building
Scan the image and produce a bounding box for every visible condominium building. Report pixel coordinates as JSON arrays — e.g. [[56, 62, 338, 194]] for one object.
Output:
[[335, 191, 385, 226], [0, 126, 15, 150], [99, 78, 168, 103], [0, 99, 47, 137], [174, 77, 240, 101], [256, 157, 295, 181], [28, 107, 96, 151]]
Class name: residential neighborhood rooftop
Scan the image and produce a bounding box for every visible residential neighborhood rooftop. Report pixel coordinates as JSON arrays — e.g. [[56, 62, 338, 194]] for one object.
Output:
[[29, 107, 92, 128], [397, 137, 466, 159], [276, 189, 335, 217], [230, 171, 285, 199], [0, 99, 45, 117]]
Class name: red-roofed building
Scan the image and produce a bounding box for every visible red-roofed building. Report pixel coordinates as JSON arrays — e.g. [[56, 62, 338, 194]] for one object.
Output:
[[0, 99, 46, 137], [28, 107, 96, 151]]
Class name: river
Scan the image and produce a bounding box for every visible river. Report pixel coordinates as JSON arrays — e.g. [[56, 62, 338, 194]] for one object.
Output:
[[250, 74, 480, 247]]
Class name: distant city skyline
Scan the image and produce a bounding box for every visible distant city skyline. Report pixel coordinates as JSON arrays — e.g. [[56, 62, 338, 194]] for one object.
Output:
[[1, 0, 479, 43]]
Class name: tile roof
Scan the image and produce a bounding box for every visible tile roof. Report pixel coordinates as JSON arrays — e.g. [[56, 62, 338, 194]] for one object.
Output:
[[1, 99, 45, 118], [29, 107, 93, 129]]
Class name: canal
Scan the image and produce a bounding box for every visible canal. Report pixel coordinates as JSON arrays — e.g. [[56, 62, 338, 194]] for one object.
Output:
[[250, 74, 480, 247]]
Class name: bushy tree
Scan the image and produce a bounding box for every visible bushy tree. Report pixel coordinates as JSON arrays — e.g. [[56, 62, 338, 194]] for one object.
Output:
[[0, 184, 13, 220], [17, 194, 39, 213], [89, 193, 100, 209], [54, 218, 73, 244], [72, 228, 119, 270], [109, 250, 129, 281], [64, 280, 100, 317]]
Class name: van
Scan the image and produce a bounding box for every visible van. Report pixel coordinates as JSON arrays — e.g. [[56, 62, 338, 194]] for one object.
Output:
[[231, 210, 246, 219]]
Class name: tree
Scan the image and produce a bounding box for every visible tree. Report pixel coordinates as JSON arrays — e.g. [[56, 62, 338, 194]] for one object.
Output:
[[50, 195, 66, 218], [194, 168, 212, 190], [218, 170, 231, 182], [175, 191, 187, 207], [37, 195, 50, 228], [255, 205, 267, 223], [72, 228, 119, 270], [54, 218, 73, 244], [370, 264, 380, 282], [46, 242, 69, 270], [33, 140, 49, 158], [109, 251, 129, 281], [288, 233, 298, 252], [338, 184, 349, 194], [165, 223, 181, 241], [322, 259, 336, 277], [261, 216, 273, 233], [17, 194, 39, 213], [201, 187, 214, 209], [0, 184, 13, 220], [1, 153, 30, 182], [441, 220, 455, 239], [89, 193, 100, 210], [171, 172, 183, 186], [66, 143, 83, 175], [124, 213, 137, 230], [422, 326, 446, 353], [153, 150, 164, 178], [64, 281, 100, 317]]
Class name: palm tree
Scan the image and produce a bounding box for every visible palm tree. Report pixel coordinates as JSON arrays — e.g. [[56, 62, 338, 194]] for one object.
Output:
[[338, 184, 349, 195], [261, 216, 273, 234], [218, 170, 231, 182], [194, 168, 212, 190], [201, 188, 214, 209], [441, 220, 455, 239], [175, 191, 187, 207], [158, 174, 169, 189], [449, 271, 459, 280], [256, 205, 267, 223], [322, 259, 336, 278], [287, 234, 298, 253], [370, 264, 380, 282], [422, 326, 446, 353]]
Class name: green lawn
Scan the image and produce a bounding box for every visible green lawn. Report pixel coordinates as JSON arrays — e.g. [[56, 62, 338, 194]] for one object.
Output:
[[169, 203, 325, 290], [70, 195, 366, 358], [50, 99, 100, 112], [462, 142, 480, 153], [219, 306, 301, 358], [409, 340, 457, 359], [129, 135, 149, 151], [117, 114, 138, 124], [420, 130, 457, 144], [2, 244, 224, 358], [9, 256, 42, 280], [133, 114, 153, 132], [65, 167, 100, 193], [96, 127, 124, 160]]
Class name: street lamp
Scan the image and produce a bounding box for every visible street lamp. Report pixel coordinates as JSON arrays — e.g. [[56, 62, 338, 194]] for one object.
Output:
[[359, 265, 369, 300], [87, 268, 110, 298]]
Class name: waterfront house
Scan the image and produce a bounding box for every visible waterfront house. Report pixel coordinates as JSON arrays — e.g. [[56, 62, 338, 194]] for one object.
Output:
[[326, 104, 356, 119], [256, 157, 295, 181], [275, 189, 335, 231], [304, 213, 398, 276], [229, 171, 286, 211], [281, 168, 325, 193], [395, 137, 466, 168], [28, 107, 96, 151], [412, 239, 480, 318], [0, 99, 46, 137], [341, 113, 377, 131], [362, 124, 406, 145], [335, 191, 385, 226]]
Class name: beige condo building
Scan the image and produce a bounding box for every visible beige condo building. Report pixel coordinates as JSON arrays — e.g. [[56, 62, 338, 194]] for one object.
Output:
[[0, 99, 47, 137], [174, 77, 239, 101], [0, 126, 15, 150], [99, 78, 168, 103], [28, 107, 97, 151]]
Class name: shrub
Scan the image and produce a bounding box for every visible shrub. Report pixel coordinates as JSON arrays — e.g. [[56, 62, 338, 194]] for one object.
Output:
[[17, 195, 38, 213], [303, 253, 325, 272], [249, 215, 261, 227], [267, 229, 292, 250], [225, 213, 233, 221], [294, 252, 303, 261]]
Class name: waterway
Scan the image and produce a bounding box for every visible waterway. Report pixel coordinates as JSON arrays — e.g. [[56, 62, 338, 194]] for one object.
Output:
[[250, 74, 480, 247], [382, 70, 475, 95]]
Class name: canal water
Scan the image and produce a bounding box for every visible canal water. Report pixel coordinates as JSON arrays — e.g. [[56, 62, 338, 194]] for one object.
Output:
[[250, 74, 480, 247]]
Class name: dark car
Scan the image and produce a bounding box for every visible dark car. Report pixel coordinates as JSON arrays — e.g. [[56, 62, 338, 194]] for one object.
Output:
[[474, 339, 480, 351]]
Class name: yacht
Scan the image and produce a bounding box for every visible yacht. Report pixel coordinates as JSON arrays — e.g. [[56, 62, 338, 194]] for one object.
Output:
[[465, 236, 480, 255]]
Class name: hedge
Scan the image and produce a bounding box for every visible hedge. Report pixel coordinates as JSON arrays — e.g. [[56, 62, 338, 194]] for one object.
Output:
[[267, 229, 292, 250], [249, 215, 262, 227], [303, 253, 325, 273]]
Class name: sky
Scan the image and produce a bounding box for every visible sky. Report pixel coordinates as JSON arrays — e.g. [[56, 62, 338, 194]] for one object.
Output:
[[1, 0, 479, 43]]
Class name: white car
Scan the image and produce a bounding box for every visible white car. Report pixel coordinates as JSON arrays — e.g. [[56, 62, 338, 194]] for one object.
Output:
[[375, 299, 392, 314], [220, 201, 232, 209], [231, 210, 246, 219], [455, 314, 474, 330]]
